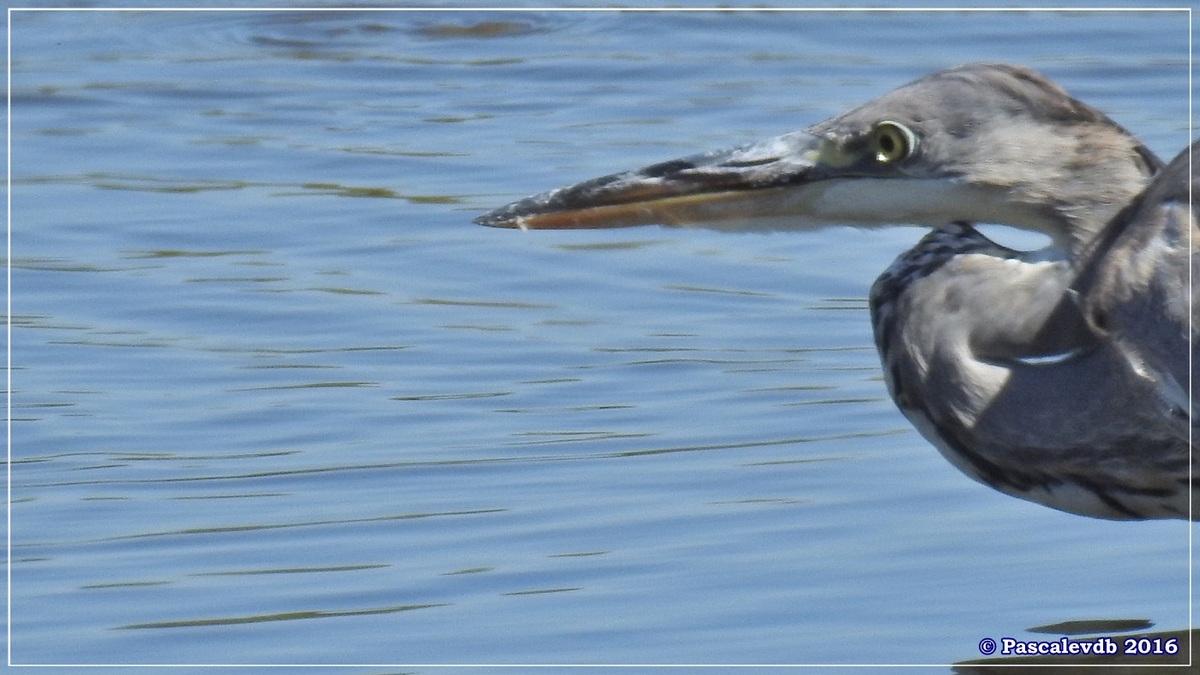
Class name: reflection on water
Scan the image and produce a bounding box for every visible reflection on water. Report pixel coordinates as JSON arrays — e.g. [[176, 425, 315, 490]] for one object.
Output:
[[10, 7, 1192, 668]]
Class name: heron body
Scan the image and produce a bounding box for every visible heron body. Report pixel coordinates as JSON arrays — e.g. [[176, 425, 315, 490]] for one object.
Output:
[[1077, 142, 1198, 440], [871, 223, 1189, 519], [475, 63, 1194, 520]]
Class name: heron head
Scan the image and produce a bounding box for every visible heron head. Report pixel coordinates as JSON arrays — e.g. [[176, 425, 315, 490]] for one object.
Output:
[[475, 63, 1161, 254]]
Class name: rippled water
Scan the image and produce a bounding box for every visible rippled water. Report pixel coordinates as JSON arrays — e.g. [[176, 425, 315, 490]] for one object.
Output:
[[9, 7, 1193, 670]]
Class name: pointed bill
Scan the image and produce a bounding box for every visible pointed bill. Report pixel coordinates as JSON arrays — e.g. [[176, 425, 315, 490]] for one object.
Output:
[[473, 131, 836, 231]]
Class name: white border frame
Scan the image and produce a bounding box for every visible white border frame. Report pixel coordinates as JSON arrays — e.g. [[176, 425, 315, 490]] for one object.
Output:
[[5, 5, 1194, 669]]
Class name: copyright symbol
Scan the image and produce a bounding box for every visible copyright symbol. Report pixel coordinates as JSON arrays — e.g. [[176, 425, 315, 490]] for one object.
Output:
[[978, 638, 997, 655]]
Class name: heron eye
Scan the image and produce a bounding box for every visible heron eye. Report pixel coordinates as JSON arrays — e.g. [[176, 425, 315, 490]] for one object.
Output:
[[872, 121, 916, 164]]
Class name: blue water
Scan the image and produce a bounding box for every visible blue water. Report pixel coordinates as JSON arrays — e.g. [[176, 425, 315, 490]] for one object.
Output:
[[9, 7, 1193, 670]]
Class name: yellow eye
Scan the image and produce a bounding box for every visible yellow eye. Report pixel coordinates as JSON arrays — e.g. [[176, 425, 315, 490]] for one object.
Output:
[[872, 121, 917, 164]]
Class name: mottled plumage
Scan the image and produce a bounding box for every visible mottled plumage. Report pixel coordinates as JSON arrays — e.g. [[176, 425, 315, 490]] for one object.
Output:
[[871, 223, 1190, 519], [1077, 142, 1197, 436]]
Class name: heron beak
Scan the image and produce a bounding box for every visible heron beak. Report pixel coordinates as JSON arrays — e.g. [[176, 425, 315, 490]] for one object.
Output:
[[473, 130, 855, 231]]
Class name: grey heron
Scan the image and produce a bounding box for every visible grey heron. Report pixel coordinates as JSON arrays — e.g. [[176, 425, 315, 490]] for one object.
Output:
[[475, 63, 1193, 520]]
